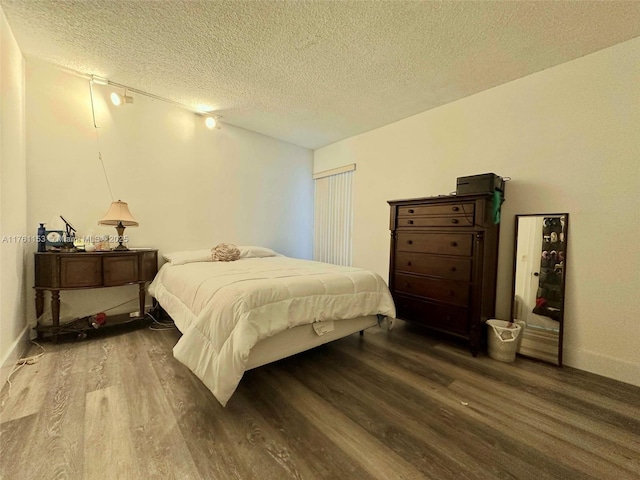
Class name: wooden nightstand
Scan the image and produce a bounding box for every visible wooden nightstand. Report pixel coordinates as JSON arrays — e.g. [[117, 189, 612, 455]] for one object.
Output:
[[34, 249, 158, 338]]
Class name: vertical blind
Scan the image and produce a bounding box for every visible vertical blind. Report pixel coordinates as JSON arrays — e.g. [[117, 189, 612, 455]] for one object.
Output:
[[313, 165, 355, 266]]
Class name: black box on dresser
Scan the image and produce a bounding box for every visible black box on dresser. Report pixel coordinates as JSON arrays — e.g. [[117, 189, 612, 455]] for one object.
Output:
[[456, 173, 505, 196], [388, 193, 501, 355]]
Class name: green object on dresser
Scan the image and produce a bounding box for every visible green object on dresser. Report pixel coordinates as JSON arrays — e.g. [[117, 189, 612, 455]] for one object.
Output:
[[493, 189, 505, 224]]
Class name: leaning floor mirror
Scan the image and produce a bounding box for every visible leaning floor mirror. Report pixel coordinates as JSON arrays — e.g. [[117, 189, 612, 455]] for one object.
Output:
[[511, 213, 568, 366]]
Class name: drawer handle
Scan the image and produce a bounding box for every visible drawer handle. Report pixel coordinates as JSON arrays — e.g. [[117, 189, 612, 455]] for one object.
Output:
[[407, 261, 412, 266], [450, 267, 457, 272], [452, 206, 460, 212], [408, 209, 414, 214], [407, 240, 413, 245], [407, 220, 414, 225], [450, 241, 458, 247], [449, 290, 455, 296], [451, 219, 459, 224]]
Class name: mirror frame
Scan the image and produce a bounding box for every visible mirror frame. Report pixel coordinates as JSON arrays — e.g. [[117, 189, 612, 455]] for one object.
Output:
[[510, 213, 568, 366]]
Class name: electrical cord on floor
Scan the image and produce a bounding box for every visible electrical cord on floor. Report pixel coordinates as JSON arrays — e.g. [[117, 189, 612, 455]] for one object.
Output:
[[1, 341, 46, 406], [37, 297, 140, 337], [93, 296, 138, 315], [2, 301, 168, 404], [37, 296, 138, 324], [147, 310, 176, 331]]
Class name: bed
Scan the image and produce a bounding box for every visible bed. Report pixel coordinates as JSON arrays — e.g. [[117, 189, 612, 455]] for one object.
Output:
[[148, 246, 396, 406]]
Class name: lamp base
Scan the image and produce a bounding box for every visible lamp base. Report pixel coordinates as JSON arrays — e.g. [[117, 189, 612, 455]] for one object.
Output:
[[114, 223, 128, 250]]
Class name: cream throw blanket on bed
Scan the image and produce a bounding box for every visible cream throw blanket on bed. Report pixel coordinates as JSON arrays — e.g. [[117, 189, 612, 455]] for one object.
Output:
[[149, 256, 396, 406]]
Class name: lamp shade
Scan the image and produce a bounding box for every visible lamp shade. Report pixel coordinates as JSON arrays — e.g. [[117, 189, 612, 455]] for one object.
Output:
[[98, 200, 139, 227]]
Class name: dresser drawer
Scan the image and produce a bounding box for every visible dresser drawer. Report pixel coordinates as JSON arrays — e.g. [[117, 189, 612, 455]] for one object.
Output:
[[396, 215, 472, 228], [398, 203, 474, 218], [394, 252, 471, 281], [396, 232, 473, 256], [103, 255, 139, 286], [394, 273, 469, 307], [394, 294, 469, 336]]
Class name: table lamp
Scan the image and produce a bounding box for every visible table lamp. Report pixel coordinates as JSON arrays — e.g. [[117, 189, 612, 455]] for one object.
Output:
[[98, 200, 138, 250]]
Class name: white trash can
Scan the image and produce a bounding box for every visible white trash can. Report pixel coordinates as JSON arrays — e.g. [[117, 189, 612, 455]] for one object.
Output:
[[487, 319, 522, 363]]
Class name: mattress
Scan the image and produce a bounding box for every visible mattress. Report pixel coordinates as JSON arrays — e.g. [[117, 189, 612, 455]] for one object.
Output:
[[149, 255, 396, 405]]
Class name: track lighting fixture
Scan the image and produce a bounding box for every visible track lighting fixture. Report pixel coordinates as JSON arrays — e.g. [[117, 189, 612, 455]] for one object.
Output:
[[111, 89, 133, 106], [205, 116, 217, 129], [88, 71, 220, 127], [196, 112, 221, 129], [90, 75, 108, 86]]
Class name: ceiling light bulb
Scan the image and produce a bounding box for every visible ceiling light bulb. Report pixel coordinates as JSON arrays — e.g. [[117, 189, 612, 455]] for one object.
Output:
[[111, 91, 133, 106], [111, 92, 123, 106], [205, 116, 217, 129]]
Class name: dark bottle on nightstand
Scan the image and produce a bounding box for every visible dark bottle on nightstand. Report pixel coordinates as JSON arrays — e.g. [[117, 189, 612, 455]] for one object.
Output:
[[37, 223, 46, 252]]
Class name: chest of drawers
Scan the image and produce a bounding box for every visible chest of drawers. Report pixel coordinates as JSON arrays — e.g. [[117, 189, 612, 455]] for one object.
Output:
[[388, 194, 501, 355]]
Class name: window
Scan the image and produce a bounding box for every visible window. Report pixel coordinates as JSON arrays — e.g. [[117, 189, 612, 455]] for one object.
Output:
[[313, 164, 355, 266]]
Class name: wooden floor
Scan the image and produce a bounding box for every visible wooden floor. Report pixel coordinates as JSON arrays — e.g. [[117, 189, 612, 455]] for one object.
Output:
[[1, 320, 638, 480]]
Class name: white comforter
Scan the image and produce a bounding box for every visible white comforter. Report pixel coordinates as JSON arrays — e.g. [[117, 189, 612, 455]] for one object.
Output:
[[148, 256, 396, 406]]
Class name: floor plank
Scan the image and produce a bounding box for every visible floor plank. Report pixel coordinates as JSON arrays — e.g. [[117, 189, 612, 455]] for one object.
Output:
[[0, 342, 56, 423], [118, 330, 202, 480], [84, 384, 140, 480], [3, 342, 89, 479]]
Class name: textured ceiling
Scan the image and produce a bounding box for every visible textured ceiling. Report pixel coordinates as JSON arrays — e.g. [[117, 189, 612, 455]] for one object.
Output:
[[2, 1, 640, 149]]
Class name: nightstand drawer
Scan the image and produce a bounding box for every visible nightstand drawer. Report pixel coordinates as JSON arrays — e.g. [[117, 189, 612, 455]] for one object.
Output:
[[60, 257, 103, 288], [396, 232, 473, 256], [394, 273, 469, 307], [103, 255, 139, 286], [394, 252, 471, 281]]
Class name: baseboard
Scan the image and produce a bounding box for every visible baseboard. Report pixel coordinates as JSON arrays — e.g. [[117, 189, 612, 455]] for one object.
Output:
[[564, 346, 640, 388], [0, 326, 31, 390]]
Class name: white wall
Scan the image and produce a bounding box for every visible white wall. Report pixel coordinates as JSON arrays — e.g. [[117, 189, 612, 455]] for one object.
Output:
[[315, 38, 640, 386], [0, 7, 29, 386], [25, 60, 314, 324]]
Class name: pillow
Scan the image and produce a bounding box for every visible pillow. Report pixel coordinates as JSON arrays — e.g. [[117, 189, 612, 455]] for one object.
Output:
[[162, 249, 213, 265], [212, 243, 241, 262], [163, 244, 278, 265], [238, 245, 278, 258]]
